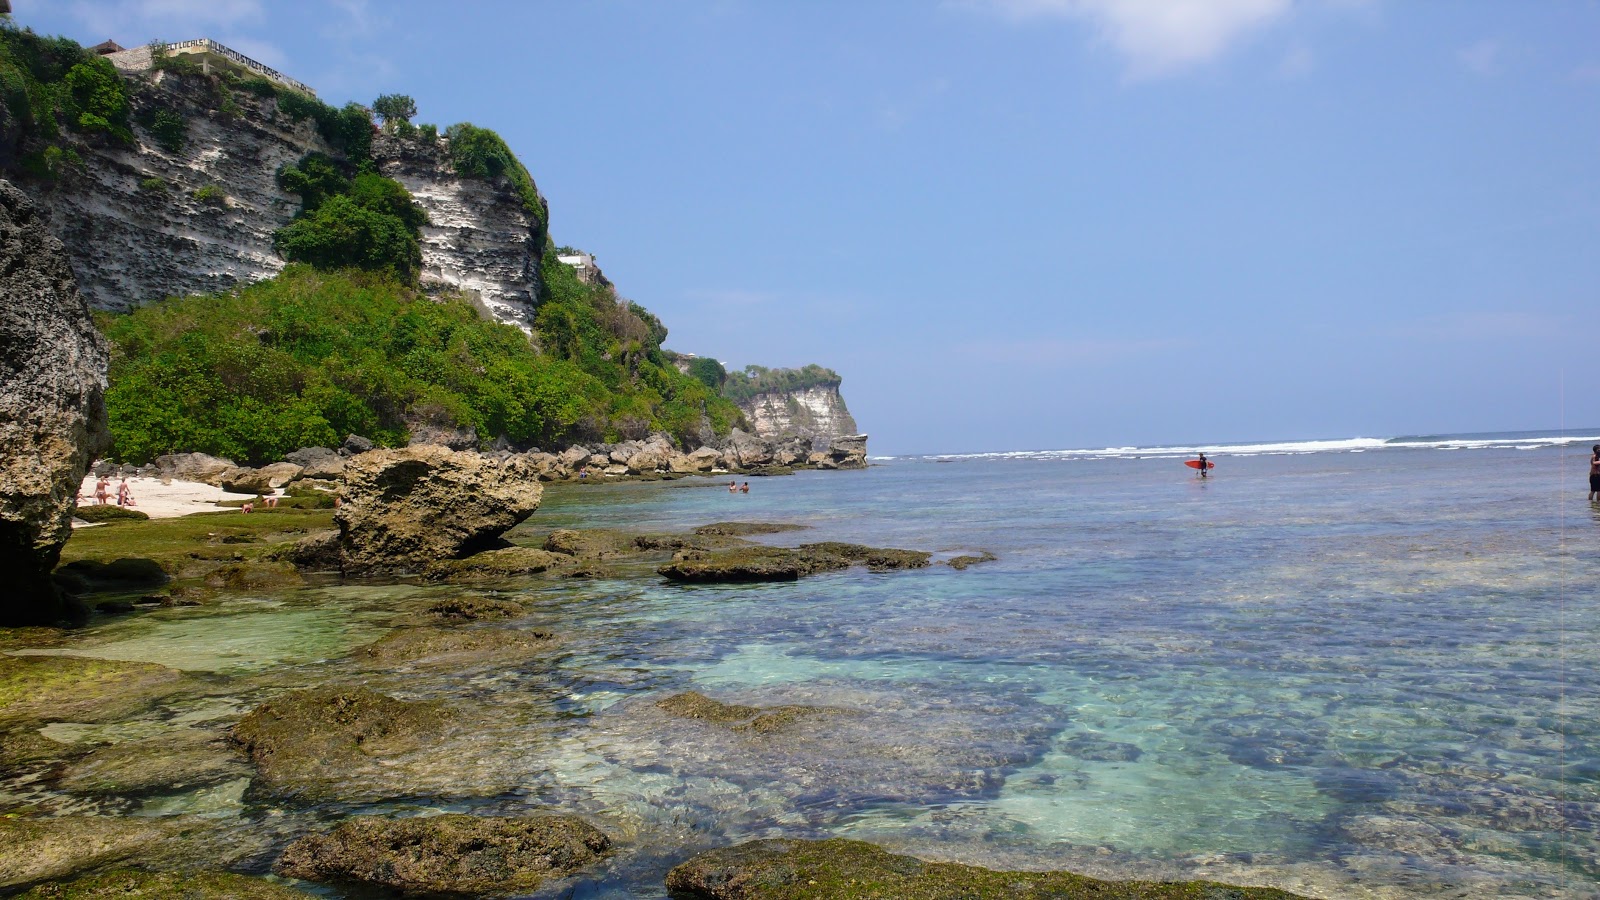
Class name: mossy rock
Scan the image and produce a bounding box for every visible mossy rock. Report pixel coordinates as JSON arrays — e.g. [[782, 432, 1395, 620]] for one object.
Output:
[[798, 543, 931, 571], [0, 656, 187, 726], [53, 558, 170, 593], [202, 560, 305, 591], [356, 626, 555, 668], [541, 528, 640, 559], [664, 838, 1316, 899], [72, 505, 150, 523], [18, 869, 315, 899], [656, 691, 843, 735], [419, 596, 526, 622], [0, 817, 179, 890], [229, 686, 478, 801], [0, 727, 84, 771], [274, 813, 612, 896], [59, 511, 337, 578], [946, 551, 998, 570], [693, 522, 809, 537], [658, 547, 818, 583], [423, 546, 570, 582]]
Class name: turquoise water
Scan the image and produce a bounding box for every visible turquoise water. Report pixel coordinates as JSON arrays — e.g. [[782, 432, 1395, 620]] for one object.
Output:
[[521, 433, 1599, 897], [8, 432, 1597, 897]]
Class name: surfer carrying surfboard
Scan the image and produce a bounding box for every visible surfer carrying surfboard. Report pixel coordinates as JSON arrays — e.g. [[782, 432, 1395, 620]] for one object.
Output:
[[1589, 445, 1599, 501], [1197, 452, 1209, 478]]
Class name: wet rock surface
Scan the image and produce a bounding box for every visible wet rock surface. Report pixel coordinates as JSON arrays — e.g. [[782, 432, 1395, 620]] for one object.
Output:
[[425, 545, 572, 581], [0, 655, 187, 726], [274, 813, 612, 896], [335, 445, 544, 576], [0, 179, 109, 626], [54, 728, 249, 796], [658, 542, 929, 583], [229, 686, 486, 801], [17, 869, 315, 899], [357, 625, 556, 668], [664, 838, 1315, 899], [0, 816, 176, 889]]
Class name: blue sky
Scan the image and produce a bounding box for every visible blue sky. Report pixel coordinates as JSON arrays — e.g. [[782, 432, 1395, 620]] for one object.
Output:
[[16, 1, 1600, 454]]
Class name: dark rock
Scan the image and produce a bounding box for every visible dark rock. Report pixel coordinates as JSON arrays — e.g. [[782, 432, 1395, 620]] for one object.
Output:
[[0, 179, 109, 625], [947, 551, 998, 570], [54, 557, 169, 593], [657, 691, 841, 734], [340, 434, 374, 455], [420, 596, 527, 622], [284, 529, 341, 571], [658, 546, 825, 583], [1059, 732, 1143, 762], [335, 445, 543, 576], [665, 838, 1315, 899], [283, 446, 337, 468], [799, 541, 930, 571], [541, 528, 639, 559], [274, 813, 611, 896], [202, 559, 304, 591], [92, 600, 134, 614]]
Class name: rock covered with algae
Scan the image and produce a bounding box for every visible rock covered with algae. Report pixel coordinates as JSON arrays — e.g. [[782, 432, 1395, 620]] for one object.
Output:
[[274, 813, 612, 896], [17, 869, 314, 899], [664, 838, 1316, 899]]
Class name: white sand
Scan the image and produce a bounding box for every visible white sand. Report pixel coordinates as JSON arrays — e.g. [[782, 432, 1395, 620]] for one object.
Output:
[[77, 475, 277, 519]]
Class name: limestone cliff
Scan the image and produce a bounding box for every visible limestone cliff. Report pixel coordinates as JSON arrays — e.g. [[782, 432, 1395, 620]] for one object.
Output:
[[737, 385, 859, 448], [15, 65, 544, 322], [0, 178, 109, 625]]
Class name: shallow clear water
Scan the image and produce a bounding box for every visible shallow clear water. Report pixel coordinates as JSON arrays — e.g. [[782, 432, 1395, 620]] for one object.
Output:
[[8, 436, 1598, 898]]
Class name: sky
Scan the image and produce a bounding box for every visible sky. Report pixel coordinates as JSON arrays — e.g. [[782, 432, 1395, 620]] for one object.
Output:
[[14, 0, 1600, 455]]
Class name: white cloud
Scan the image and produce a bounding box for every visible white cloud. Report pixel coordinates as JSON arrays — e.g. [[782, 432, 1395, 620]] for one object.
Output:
[[1458, 39, 1502, 76], [966, 0, 1294, 79]]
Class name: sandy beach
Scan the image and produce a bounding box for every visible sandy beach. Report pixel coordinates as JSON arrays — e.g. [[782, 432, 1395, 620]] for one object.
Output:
[[76, 475, 276, 519]]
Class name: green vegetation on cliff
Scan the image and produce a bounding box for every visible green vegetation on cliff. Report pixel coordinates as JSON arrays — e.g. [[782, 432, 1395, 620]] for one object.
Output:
[[101, 266, 743, 464], [274, 153, 427, 280], [0, 23, 132, 176], [722, 364, 843, 403]]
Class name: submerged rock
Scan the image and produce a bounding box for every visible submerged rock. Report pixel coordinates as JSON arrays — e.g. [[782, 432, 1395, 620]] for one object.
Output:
[[17, 869, 315, 899], [0, 179, 109, 626], [693, 522, 810, 537], [542, 528, 640, 559], [357, 626, 555, 668], [658, 542, 927, 583], [54, 728, 249, 796], [335, 445, 543, 576], [798, 542, 931, 571], [665, 838, 1314, 899], [0, 817, 176, 890], [229, 686, 462, 800], [657, 691, 845, 735], [0, 655, 186, 727], [274, 813, 612, 896]]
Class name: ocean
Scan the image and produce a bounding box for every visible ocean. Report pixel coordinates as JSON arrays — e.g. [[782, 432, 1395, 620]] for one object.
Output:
[[13, 430, 1597, 898]]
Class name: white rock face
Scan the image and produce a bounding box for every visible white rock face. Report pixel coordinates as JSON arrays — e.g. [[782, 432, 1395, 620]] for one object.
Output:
[[372, 134, 544, 329], [31, 70, 326, 311], [738, 385, 860, 449], [28, 70, 544, 322]]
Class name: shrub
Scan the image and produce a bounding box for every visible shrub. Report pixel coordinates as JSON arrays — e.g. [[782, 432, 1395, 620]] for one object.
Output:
[[277, 152, 349, 212], [273, 194, 419, 280], [192, 184, 226, 205], [722, 364, 843, 403], [418, 123, 437, 143], [20, 145, 82, 179], [444, 122, 544, 223], [139, 106, 185, 152], [138, 176, 167, 192], [688, 357, 727, 391], [62, 55, 131, 141]]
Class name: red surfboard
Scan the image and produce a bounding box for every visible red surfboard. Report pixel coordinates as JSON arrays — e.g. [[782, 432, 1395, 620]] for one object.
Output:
[[1185, 460, 1214, 469]]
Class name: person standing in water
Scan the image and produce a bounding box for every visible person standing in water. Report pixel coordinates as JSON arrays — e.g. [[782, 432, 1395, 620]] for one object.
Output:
[[1197, 452, 1209, 478], [1589, 445, 1600, 502]]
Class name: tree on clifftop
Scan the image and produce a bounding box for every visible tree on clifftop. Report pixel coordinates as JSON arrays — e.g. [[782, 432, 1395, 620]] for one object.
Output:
[[372, 93, 416, 130]]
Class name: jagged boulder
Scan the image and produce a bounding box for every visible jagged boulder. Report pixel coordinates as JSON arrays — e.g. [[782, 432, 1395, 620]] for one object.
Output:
[[0, 179, 109, 625], [220, 462, 302, 494], [334, 445, 543, 576], [721, 429, 774, 468], [151, 452, 235, 485], [818, 433, 869, 470], [285, 446, 345, 479]]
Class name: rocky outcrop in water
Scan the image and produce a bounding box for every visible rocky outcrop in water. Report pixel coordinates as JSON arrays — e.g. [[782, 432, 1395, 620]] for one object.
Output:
[[333, 445, 543, 576], [0, 179, 109, 626], [665, 838, 1315, 900], [274, 814, 612, 896]]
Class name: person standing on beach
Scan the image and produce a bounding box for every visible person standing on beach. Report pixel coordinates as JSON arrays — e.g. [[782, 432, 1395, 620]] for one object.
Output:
[[93, 476, 110, 505], [1589, 445, 1600, 502], [116, 477, 133, 507], [1197, 452, 1209, 479]]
